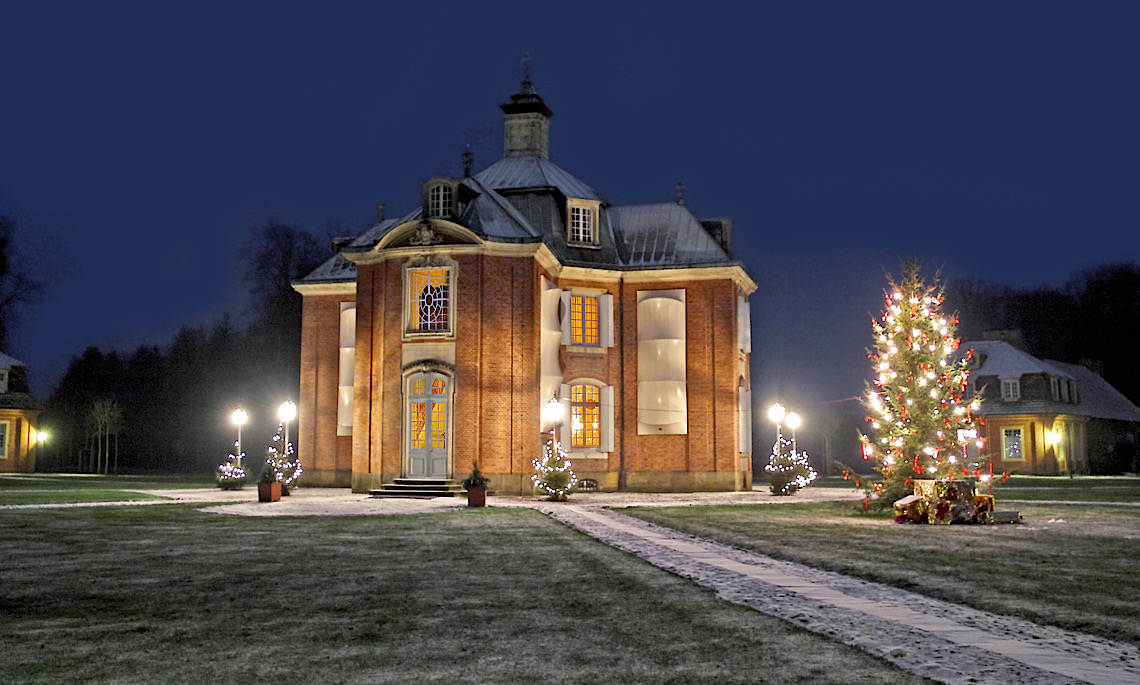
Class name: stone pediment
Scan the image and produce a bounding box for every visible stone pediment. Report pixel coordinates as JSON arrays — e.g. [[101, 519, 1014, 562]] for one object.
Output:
[[377, 219, 482, 251]]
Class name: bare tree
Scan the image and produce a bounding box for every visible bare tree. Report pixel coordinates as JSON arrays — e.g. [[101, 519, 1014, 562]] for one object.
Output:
[[89, 399, 124, 474], [0, 214, 41, 349]]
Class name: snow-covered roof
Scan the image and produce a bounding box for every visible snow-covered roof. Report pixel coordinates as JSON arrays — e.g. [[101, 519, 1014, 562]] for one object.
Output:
[[1047, 360, 1140, 422], [962, 340, 1074, 380], [0, 352, 25, 370]]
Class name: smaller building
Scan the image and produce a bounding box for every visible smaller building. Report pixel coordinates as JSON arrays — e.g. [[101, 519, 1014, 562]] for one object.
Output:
[[964, 340, 1140, 475], [0, 352, 43, 473]]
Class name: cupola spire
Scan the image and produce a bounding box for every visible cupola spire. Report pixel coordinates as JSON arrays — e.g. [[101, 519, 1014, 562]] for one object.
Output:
[[500, 54, 553, 159]]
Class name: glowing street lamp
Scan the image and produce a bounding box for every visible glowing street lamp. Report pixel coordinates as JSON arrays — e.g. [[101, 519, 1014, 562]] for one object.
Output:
[[786, 411, 801, 454], [231, 408, 248, 467], [279, 401, 297, 456], [542, 396, 564, 438], [768, 403, 785, 446]]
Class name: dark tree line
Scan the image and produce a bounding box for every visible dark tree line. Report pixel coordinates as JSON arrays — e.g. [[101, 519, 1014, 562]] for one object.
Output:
[[948, 262, 1140, 405], [0, 213, 41, 351], [39, 222, 331, 474]]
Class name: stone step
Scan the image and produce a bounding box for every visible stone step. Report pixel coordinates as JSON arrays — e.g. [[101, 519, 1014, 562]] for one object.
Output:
[[370, 478, 466, 499]]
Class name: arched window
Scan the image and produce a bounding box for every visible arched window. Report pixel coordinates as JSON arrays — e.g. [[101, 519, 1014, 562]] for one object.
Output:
[[571, 384, 601, 448], [407, 267, 450, 333]]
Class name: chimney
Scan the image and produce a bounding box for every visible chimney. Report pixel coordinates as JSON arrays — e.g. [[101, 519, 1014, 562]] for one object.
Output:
[[982, 329, 1026, 350]]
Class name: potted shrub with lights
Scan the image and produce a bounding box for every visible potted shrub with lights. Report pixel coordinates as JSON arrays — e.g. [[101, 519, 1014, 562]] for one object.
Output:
[[257, 463, 281, 503], [462, 462, 490, 507]]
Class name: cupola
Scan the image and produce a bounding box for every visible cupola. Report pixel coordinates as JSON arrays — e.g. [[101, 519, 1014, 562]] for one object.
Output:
[[500, 69, 553, 159]]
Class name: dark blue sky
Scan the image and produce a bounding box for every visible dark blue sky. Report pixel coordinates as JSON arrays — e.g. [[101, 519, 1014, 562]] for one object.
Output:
[[3, 3, 1138, 432]]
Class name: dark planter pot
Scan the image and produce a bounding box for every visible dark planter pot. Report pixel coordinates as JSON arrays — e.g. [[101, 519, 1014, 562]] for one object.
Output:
[[466, 485, 487, 507], [258, 482, 281, 502]]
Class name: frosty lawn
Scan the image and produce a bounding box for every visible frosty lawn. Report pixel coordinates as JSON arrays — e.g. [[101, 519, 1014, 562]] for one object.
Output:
[[625, 500, 1140, 646], [0, 506, 930, 684]]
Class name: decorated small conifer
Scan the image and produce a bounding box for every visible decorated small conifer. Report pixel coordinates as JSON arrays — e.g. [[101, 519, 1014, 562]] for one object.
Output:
[[264, 421, 303, 495], [532, 433, 577, 501], [765, 433, 817, 495]]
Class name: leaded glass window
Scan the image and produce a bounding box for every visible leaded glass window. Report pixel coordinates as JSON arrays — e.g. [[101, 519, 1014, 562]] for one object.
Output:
[[408, 267, 450, 333]]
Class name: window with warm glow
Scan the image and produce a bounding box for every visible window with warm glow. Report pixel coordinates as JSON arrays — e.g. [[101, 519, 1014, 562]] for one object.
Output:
[[570, 295, 600, 345], [428, 184, 453, 218], [407, 267, 450, 333], [0, 420, 8, 459], [1000, 378, 1020, 401], [571, 384, 601, 448], [569, 205, 596, 245], [1002, 427, 1023, 461]]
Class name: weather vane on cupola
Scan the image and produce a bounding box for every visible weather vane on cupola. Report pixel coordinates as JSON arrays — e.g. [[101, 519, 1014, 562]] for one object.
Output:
[[521, 52, 533, 86]]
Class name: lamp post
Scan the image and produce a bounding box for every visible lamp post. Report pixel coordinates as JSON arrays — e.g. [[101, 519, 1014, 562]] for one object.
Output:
[[542, 395, 564, 443], [768, 403, 785, 448], [279, 401, 297, 454], [786, 412, 801, 454], [231, 408, 248, 467]]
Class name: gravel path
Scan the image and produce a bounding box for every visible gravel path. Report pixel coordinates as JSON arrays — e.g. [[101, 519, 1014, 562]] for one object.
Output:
[[536, 503, 1140, 685]]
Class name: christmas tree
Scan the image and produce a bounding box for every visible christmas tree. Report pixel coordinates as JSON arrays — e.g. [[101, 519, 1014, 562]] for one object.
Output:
[[860, 261, 982, 505], [532, 432, 578, 501], [264, 421, 303, 495], [765, 433, 817, 495]]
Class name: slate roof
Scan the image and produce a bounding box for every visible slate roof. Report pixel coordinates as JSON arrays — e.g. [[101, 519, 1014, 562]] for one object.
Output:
[[611, 203, 731, 267], [475, 155, 604, 203], [962, 340, 1140, 422]]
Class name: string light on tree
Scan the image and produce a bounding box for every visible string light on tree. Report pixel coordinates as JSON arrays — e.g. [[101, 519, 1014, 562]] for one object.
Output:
[[859, 261, 983, 505], [217, 407, 249, 490], [765, 404, 817, 495], [533, 396, 577, 501]]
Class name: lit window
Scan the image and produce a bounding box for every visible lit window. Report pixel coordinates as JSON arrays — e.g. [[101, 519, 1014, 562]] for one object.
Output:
[[428, 184, 453, 218], [407, 267, 450, 334], [0, 421, 8, 459], [1002, 427, 1023, 461], [1000, 379, 1020, 401], [569, 205, 596, 245], [571, 384, 601, 448], [570, 295, 600, 345]]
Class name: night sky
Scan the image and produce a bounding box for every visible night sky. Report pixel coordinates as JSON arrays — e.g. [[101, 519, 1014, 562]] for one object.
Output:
[[3, 3, 1138, 442]]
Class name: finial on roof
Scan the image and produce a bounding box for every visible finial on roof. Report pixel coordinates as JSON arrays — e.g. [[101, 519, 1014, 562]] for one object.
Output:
[[377, 203, 386, 222], [463, 145, 473, 177], [676, 181, 686, 206], [521, 53, 534, 90]]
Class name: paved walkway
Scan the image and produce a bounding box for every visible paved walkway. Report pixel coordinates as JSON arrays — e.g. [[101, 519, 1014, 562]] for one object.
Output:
[[6, 486, 1140, 684]]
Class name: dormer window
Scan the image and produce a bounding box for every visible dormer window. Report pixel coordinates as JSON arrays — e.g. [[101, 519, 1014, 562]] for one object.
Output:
[[424, 177, 459, 219], [0, 369, 7, 394], [1001, 378, 1021, 401], [1050, 377, 1060, 401], [567, 199, 599, 246]]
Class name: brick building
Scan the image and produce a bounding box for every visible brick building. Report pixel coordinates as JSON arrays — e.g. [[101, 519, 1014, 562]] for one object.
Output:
[[0, 352, 43, 473], [294, 77, 756, 494]]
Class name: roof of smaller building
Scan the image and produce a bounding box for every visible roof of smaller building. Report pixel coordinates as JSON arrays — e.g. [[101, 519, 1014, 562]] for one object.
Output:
[[962, 340, 1140, 422], [1047, 360, 1140, 422], [964, 340, 1074, 380], [0, 352, 26, 370], [611, 203, 731, 267]]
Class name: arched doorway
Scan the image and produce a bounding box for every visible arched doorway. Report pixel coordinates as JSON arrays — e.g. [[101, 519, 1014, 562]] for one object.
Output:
[[404, 366, 453, 478]]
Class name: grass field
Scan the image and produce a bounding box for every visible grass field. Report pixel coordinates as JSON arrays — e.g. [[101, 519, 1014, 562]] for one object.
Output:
[[0, 473, 213, 505], [0, 504, 932, 684], [624, 498, 1140, 646]]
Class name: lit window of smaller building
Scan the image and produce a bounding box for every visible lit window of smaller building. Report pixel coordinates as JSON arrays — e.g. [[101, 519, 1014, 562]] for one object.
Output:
[[1001, 378, 1021, 401], [0, 421, 8, 459], [1002, 427, 1024, 460]]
